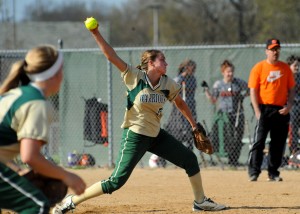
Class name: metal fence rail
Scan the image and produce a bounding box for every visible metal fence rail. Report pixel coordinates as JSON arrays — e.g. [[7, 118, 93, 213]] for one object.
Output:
[[1, 44, 299, 169]]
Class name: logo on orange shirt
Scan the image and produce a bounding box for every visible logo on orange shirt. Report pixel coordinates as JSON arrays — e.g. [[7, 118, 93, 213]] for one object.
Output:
[[267, 70, 283, 82]]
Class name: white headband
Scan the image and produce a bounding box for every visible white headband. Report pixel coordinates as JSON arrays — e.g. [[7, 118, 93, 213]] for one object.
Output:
[[27, 52, 63, 82]]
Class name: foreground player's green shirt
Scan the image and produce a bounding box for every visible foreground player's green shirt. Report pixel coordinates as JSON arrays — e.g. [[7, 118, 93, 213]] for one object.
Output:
[[121, 66, 181, 137], [0, 84, 48, 163]]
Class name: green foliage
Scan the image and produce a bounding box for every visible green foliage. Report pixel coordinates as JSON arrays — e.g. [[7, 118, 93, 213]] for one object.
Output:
[[22, 0, 300, 45], [254, 0, 300, 43]]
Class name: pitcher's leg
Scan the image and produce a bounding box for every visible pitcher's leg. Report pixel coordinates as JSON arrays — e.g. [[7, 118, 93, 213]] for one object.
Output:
[[150, 129, 209, 204], [150, 129, 200, 176], [189, 172, 205, 203], [101, 129, 151, 193], [72, 129, 150, 206]]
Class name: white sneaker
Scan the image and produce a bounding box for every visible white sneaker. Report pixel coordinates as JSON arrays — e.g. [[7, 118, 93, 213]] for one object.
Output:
[[193, 196, 226, 211], [52, 195, 75, 214]]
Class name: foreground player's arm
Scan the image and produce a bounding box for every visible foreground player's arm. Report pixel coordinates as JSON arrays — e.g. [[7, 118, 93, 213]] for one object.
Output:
[[89, 26, 127, 73], [20, 138, 86, 195], [250, 88, 261, 119], [173, 95, 197, 130]]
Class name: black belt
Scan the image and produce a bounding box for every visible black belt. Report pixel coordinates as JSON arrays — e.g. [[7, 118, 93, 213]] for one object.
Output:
[[259, 104, 283, 110]]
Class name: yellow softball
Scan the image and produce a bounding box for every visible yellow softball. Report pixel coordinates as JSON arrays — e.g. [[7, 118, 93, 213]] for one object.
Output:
[[84, 17, 98, 30]]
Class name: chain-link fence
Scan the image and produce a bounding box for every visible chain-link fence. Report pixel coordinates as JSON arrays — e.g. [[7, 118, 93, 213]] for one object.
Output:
[[1, 44, 299, 169]]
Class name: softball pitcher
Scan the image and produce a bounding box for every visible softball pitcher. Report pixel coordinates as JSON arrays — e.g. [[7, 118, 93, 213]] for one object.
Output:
[[53, 18, 226, 213]]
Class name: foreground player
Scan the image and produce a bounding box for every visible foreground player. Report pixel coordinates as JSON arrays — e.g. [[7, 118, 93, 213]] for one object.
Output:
[[0, 45, 86, 213], [52, 19, 226, 213]]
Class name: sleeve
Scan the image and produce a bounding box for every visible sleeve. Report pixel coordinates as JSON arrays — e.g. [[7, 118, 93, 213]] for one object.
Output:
[[13, 100, 49, 143], [248, 63, 260, 89], [212, 80, 220, 98], [121, 65, 142, 90]]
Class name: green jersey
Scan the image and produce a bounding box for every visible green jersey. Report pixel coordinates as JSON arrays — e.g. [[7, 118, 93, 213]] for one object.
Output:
[[121, 66, 181, 137]]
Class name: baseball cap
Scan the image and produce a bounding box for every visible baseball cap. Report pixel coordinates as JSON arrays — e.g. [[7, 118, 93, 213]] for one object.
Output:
[[266, 39, 280, 50]]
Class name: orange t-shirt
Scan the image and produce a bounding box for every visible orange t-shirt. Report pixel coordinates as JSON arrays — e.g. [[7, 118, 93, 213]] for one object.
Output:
[[248, 60, 295, 106]]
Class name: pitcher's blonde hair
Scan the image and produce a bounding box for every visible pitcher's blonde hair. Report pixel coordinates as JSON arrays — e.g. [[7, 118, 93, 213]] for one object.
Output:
[[136, 49, 162, 71]]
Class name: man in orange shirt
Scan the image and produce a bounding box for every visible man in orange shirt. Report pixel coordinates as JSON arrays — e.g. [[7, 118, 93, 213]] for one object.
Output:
[[248, 39, 295, 182]]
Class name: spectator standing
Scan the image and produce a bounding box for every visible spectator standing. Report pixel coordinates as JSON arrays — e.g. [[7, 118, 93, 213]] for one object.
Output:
[[286, 55, 300, 154], [248, 39, 295, 182], [165, 59, 197, 150], [204, 60, 249, 167]]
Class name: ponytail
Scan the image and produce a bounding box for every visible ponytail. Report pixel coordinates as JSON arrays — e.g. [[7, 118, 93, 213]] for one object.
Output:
[[0, 45, 58, 95], [0, 61, 29, 95]]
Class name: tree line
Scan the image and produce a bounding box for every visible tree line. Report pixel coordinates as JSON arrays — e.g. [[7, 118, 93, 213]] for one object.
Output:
[[8, 0, 300, 46]]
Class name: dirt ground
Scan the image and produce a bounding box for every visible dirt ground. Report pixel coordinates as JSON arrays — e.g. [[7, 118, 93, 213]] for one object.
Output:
[[70, 167, 300, 214], [3, 167, 300, 214]]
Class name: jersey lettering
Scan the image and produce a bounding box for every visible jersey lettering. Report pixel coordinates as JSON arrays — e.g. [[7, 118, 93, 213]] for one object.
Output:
[[140, 94, 166, 103], [219, 91, 237, 97]]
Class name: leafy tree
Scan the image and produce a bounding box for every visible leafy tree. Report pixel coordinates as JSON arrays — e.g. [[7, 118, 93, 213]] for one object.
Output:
[[107, 1, 153, 46], [22, 0, 300, 45], [254, 0, 300, 43], [24, 1, 109, 22]]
